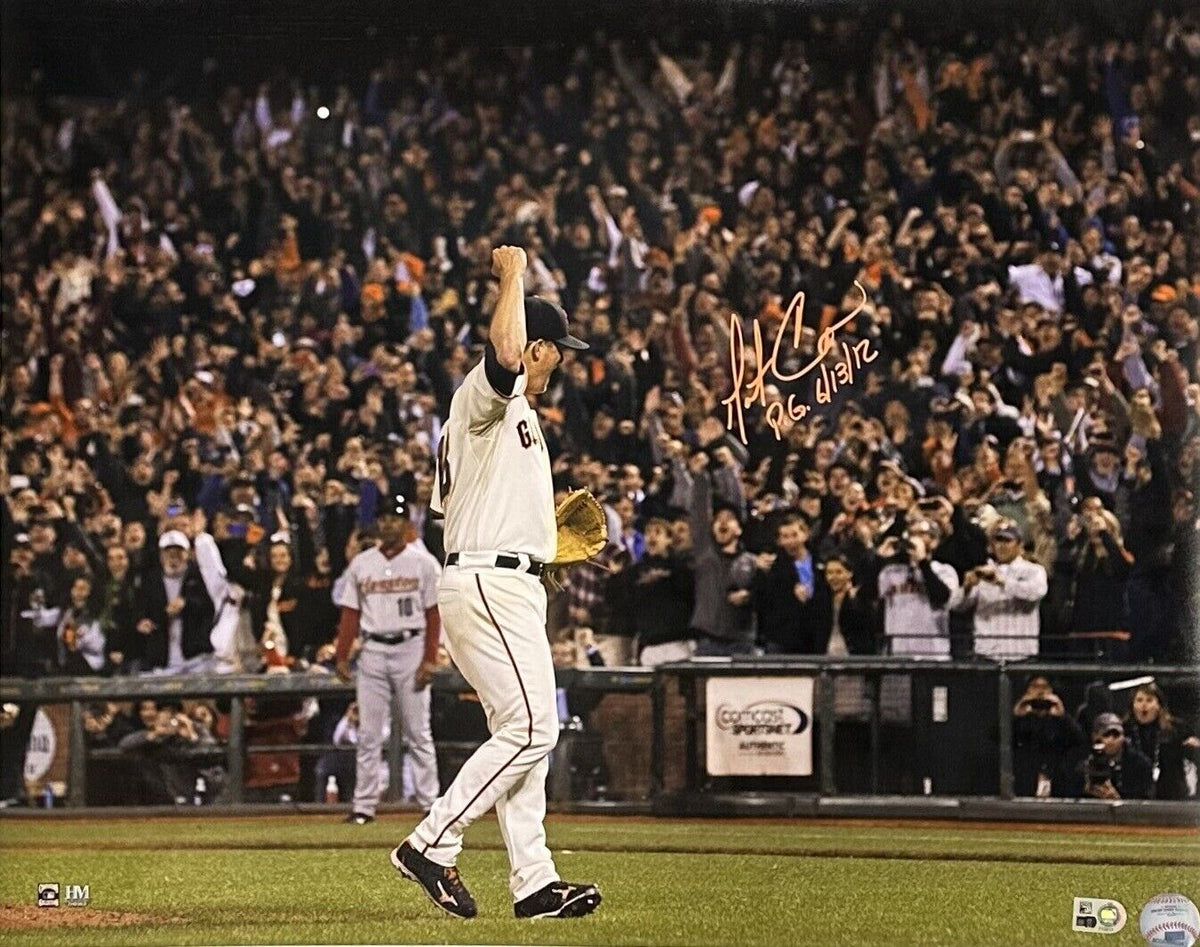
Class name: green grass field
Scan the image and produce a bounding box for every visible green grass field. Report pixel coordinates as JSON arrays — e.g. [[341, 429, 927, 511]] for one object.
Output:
[[1, 813, 1196, 946]]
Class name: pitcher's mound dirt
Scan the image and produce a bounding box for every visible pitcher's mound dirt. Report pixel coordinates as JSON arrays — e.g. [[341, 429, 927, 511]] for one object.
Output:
[[0, 903, 176, 930]]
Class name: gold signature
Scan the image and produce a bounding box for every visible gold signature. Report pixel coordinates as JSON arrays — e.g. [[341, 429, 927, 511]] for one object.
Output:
[[721, 281, 878, 444]]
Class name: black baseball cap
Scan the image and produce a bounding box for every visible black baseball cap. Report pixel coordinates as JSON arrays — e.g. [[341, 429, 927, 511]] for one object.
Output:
[[525, 297, 588, 350], [378, 495, 409, 521]]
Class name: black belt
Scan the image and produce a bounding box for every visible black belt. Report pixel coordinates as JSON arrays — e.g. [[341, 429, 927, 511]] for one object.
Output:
[[446, 552, 546, 578], [366, 629, 421, 645]]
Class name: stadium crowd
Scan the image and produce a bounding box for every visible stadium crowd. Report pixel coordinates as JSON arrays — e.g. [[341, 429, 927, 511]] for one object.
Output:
[[2, 6, 1199, 693]]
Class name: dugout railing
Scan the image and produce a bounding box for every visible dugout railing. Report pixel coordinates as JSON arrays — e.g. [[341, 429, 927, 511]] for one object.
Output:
[[0, 666, 652, 810], [1, 660, 1196, 824], [650, 658, 1199, 825]]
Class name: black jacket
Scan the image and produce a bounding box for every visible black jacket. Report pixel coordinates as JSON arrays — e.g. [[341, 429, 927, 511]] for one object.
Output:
[[134, 564, 216, 669], [808, 582, 877, 656], [248, 572, 307, 645], [1, 567, 58, 678], [1065, 534, 1132, 633], [298, 575, 338, 659], [610, 553, 694, 649], [1064, 740, 1155, 800], [1126, 720, 1197, 801], [1013, 711, 1088, 798], [756, 553, 818, 653], [99, 572, 142, 668]]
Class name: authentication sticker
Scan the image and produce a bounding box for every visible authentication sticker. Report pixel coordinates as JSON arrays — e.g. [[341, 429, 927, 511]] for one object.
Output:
[[1072, 897, 1127, 935]]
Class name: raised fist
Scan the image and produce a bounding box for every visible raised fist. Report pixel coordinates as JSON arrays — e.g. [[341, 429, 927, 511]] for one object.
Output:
[[491, 246, 527, 279]]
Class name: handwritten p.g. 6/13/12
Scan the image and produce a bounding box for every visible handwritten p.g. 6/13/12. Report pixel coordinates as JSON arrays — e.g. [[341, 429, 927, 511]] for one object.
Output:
[[721, 281, 877, 444]]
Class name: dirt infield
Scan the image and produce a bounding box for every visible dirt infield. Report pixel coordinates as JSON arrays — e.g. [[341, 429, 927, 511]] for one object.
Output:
[[8, 809, 1196, 836], [0, 904, 176, 931]]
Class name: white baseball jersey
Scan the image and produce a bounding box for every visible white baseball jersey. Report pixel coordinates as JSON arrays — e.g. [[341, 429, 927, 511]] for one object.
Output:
[[953, 556, 1048, 659], [336, 545, 441, 634], [878, 561, 960, 658], [409, 347, 566, 901], [432, 349, 556, 562]]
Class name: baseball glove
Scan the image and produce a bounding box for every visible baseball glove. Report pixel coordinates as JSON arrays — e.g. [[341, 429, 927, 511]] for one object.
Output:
[[549, 489, 607, 566]]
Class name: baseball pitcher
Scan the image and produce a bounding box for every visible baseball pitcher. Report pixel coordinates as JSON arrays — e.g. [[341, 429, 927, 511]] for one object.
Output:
[[390, 246, 602, 920]]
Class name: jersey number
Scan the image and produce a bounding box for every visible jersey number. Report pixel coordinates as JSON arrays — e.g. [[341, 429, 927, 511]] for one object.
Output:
[[397, 597, 414, 618], [518, 420, 533, 449], [437, 436, 452, 499]]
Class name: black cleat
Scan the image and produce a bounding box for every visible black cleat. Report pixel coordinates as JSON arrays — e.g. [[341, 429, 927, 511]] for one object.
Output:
[[390, 841, 477, 919], [344, 812, 375, 825], [514, 881, 602, 919]]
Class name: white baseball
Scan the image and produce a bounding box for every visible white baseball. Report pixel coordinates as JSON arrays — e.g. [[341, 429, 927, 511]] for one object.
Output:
[[1140, 893, 1200, 946]]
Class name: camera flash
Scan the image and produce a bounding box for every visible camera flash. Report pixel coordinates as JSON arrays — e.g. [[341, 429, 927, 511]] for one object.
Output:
[[316, 106, 330, 120]]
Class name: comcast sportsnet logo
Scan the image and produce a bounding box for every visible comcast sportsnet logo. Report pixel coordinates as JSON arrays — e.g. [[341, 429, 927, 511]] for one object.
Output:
[[715, 701, 809, 736]]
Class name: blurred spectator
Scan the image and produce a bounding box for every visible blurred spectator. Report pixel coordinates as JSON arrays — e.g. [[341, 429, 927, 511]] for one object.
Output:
[[81, 700, 138, 805], [1012, 675, 1087, 798], [82, 701, 137, 747], [314, 702, 359, 804], [2, 533, 59, 677], [98, 543, 140, 674], [551, 627, 607, 718], [811, 555, 876, 720], [953, 521, 1048, 659], [678, 454, 764, 657], [0, 703, 34, 806], [188, 701, 220, 744], [1124, 682, 1199, 800], [133, 530, 217, 673], [247, 535, 308, 658], [1060, 505, 1135, 658], [810, 555, 876, 657], [1067, 712, 1155, 801], [118, 702, 215, 803], [53, 573, 108, 674], [549, 627, 608, 800], [873, 521, 960, 657], [755, 515, 816, 654], [608, 517, 695, 667]]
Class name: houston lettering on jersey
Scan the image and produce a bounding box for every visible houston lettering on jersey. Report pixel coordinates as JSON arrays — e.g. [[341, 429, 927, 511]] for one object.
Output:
[[358, 576, 421, 595]]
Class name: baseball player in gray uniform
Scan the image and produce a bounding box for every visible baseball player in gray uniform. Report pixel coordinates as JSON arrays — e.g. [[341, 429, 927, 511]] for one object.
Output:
[[390, 246, 602, 920], [335, 496, 442, 824]]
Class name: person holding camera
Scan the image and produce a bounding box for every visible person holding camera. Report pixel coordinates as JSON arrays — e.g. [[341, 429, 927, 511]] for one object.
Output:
[[953, 521, 1048, 659], [873, 520, 960, 657], [117, 703, 211, 803], [1012, 675, 1087, 797], [1061, 504, 1134, 658], [1068, 712, 1154, 801]]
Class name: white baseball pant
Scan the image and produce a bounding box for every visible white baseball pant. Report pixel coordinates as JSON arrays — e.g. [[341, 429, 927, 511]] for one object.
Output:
[[407, 565, 559, 901], [354, 636, 439, 815]]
